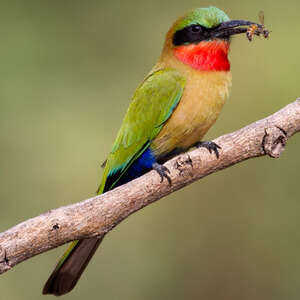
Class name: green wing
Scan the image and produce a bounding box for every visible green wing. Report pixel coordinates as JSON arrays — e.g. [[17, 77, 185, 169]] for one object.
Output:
[[98, 68, 186, 193]]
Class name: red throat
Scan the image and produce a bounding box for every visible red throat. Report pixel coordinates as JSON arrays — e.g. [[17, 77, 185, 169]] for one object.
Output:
[[173, 40, 230, 71]]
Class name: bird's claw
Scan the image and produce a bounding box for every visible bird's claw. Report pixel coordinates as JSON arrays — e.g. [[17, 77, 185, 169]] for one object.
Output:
[[152, 163, 172, 185], [195, 141, 221, 159]]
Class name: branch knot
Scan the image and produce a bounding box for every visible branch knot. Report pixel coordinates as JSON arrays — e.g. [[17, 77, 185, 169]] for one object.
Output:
[[262, 126, 288, 158], [174, 154, 193, 176]]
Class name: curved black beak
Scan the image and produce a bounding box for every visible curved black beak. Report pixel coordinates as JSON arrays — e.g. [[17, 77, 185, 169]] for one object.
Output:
[[213, 19, 263, 39]]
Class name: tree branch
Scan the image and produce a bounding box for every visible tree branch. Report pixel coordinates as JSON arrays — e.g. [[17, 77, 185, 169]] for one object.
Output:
[[0, 99, 299, 275]]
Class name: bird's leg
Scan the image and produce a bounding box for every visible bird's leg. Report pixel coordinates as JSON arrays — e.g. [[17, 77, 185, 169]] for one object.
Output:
[[194, 141, 221, 159], [152, 162, 171, 185]]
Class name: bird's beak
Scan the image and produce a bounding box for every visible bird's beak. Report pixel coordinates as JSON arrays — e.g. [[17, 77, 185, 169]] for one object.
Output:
[[213, 20, 262, 39]]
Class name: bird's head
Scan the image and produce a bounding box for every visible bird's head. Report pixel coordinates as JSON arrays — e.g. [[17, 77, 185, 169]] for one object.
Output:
[[162, 7, 258, 71]]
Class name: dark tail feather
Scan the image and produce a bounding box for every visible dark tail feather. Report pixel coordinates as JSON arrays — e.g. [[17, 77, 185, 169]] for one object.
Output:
[[43, 236, 104, 296]]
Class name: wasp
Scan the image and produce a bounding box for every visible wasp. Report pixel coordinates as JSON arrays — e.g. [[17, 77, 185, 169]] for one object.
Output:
[[258, 11, 270, 38], [246, 24, 259, 41], [246, 11, 270, 42]]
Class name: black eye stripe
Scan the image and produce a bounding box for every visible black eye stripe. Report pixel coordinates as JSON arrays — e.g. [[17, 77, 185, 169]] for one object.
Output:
[[173, 24, 220, 46]]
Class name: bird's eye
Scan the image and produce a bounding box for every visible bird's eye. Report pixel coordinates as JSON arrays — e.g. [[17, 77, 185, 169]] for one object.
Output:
[[190, 25, 202, 33]]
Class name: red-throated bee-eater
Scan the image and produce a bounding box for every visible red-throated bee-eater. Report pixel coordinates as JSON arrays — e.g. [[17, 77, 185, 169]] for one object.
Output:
[[43, 6, 264, 296]]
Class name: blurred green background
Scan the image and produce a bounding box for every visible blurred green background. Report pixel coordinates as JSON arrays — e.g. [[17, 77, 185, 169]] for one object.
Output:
[[0, 0, 299, 299]]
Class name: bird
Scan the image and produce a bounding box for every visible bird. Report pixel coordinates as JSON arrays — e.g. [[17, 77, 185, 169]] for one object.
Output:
[[43, 6, 261, 296]]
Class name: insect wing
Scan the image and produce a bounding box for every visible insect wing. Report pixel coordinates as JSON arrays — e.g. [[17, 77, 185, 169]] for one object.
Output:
[[258, 11, 265, 25]]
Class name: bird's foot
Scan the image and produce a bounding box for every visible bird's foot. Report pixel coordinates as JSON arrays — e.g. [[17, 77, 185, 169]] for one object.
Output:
[[194, 141, 221, 159], [152, 163, 171, 185]]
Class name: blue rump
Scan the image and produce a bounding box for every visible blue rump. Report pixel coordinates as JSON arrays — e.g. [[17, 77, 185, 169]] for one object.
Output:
[[116, 148, 156, 186]]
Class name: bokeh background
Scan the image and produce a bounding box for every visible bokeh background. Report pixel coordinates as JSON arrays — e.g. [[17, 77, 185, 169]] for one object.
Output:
[[1, 1, 300, 299]]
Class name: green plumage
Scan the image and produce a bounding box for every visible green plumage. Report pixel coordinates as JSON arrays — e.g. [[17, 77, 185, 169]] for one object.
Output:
[[174, 6, 230, 31], [98, 68, 185, 193]]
